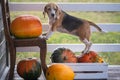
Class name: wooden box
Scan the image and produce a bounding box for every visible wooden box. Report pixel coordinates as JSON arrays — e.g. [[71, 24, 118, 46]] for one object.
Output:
[[65, 63, 108, 80]]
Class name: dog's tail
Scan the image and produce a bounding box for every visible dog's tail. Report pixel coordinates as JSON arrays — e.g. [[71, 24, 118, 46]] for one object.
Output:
[[88, 21, 104, 32]]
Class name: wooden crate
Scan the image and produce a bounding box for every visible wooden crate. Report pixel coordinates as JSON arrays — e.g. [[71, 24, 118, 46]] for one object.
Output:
[[65, 63, 108, 80]]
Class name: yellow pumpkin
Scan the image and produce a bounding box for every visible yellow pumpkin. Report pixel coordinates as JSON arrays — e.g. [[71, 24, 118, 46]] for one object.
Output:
[[46, 63, 75, 80]]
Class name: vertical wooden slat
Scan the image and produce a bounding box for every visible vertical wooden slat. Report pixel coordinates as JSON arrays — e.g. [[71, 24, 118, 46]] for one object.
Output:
[[0, 53, 7, 78], [0, 2, 8, 80]]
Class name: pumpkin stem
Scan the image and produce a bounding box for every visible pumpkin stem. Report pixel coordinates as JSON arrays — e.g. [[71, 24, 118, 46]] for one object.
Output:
[[63, 56, 67, 60]]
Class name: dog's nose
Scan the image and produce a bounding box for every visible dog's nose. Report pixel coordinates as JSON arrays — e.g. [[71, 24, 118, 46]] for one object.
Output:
[[51, 13, 55, 17]]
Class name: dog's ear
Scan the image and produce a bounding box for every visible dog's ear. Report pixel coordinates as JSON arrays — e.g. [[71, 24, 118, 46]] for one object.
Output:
[[43, 6, 47, 18], [43, 11, 46, 18], [56, 5, 62, 19]]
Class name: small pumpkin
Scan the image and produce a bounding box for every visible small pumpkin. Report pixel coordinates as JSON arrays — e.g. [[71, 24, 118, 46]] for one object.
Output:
[[17, 58, 41, 80], [46, 63, 75, 80], [77, 51, 104, 63], [51, 48, 77, 63], [10, 15, 42, 38]]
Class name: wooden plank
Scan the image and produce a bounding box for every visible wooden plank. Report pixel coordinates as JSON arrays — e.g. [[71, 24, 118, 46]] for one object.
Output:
[[64, 63, 108, 79], [65, 63, 108, 72], [42, 23, 120, 32], [0, 21, 3, 32], [0, 8, 3, 31], [75, 72, 108, 79], [0, 4, 4, 41], [0, 53, 7, 78], [47, 44, 120, 52], [108, 65, 120, 80], [65, 63, 107, 66], [16, 44, 120, 52], [0, 39, 6, 57], [0, 67, 9, 80], [0, 29, 4, 43], [9, 2, 120, 12], [94, 23, 120, 32]]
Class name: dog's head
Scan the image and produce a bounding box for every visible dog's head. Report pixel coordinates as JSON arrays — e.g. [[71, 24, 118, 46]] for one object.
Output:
[[43, 3, 61, 19]]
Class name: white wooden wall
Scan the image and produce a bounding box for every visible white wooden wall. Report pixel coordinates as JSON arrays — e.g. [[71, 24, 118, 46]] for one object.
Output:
[[9, 2, 120, 52], [10, 2, 120, 11]]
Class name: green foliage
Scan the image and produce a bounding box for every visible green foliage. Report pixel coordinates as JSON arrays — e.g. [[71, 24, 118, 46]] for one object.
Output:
[[47, 32, 79, 44], [46, 32, 120, 44], [99, 52, 120, 65], [91, 32, 120, 43], [16, 52, 51, 64]]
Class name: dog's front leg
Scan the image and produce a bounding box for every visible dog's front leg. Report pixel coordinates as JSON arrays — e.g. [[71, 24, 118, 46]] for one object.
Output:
[[45, 29, 54, 39], [82, 39, 92, 54], [42, 29, 54, 40]]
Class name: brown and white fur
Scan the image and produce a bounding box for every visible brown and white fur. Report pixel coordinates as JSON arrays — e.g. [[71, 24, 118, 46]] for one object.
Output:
[[43, 3, 104, 54]]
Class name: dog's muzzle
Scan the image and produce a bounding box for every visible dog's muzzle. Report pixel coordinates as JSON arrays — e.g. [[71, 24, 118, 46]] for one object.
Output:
[[51, 13, 55, 17]]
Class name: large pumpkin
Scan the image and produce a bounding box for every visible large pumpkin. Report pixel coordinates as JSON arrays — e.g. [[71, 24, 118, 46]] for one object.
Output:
[[46, 63, 75, 80], [77, 51, 104, 63], [51, 48, 77, 63], [10, 15, 42, 38], [17, 58, 41, 80]]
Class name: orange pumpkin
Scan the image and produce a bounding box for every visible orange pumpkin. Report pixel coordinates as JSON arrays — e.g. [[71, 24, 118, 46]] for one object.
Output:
[[10, 15, 42, 38], [17, 58, 41, 80], [46, 63, 75, 80], [77, 51, 104, 63]]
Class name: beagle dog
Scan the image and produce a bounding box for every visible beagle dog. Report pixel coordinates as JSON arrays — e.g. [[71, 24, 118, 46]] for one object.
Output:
[[43, 3, 104, 54]]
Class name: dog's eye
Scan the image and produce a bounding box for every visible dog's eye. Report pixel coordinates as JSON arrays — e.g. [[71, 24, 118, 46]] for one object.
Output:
[[54, 8, 57, 12], [54, 8, 57, 11], [47, 8, 51, 11]]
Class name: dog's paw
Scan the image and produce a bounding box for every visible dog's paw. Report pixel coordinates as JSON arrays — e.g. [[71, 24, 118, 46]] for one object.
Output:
[[42, 33, 50, 40], [42, 33, 47, 36], [40, 35, 48, 40]]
